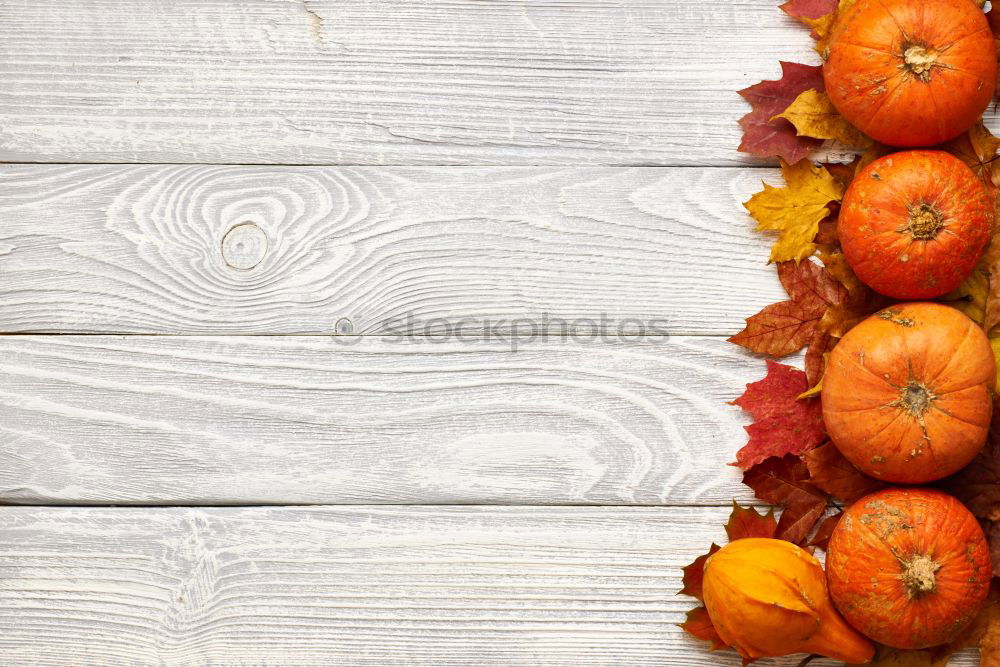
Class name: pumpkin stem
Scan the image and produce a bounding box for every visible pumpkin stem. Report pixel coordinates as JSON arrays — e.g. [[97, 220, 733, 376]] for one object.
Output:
[[901, 553, 941, 599], [894, 380, 935, 417], [906, 203, 944, 240], [902, 44, 939, 82]]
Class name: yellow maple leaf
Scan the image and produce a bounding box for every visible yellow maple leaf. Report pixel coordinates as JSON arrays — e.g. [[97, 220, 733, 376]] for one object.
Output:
[[838, 0, 857, 14], [941, 269, 989, 326], [745, 159, 844, 263], [806, 13, 837, 57], [797, 363, 826, 400], [775, 89, 872, 148]]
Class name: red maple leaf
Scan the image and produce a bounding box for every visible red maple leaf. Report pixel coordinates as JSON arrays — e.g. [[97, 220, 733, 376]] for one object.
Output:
[[807, 511, 842, 551], [680, 543, 721, 601], [680, 606, 728, 650], [730, 361, 826, 468], [805, 442, 885, 505], [780, 0, 837, 20], [729, 259, 847, 358], [725, 501, 778, 541], [742, 455, 827, 544], [738, 62, 824, 164]]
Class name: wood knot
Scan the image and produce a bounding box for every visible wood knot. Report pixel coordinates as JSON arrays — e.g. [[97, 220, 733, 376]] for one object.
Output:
[[222, 223, 268, 270]]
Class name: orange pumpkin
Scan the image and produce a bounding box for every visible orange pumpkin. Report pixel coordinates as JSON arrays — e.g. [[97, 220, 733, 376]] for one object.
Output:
[[839, 150, 992, 299], [703, 538, 875, 662], [822, 302, 994, 483], [827, 488, 991, 649], [824, 0, 996, 147]]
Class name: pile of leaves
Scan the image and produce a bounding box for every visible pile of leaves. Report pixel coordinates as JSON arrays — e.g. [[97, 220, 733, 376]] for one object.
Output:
[[681, 0, 1000, 663]]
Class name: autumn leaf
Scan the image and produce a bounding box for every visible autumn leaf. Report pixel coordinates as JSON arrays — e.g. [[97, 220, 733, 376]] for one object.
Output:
[[981, 242, 1000, 336], [730, 361, 826, 469], [993, 336, 1000, 392], [680, 543, 720, 601], [849, 647, 948, 667], [979, 589, 1000, 664], [779, 0, 837, 23], [803, 333, 835, 391], [924, 585, 1000, 662], [941, 121, 1000, 190], [837, 0, 857, 15], [738, 62, 825, 164], [779, 0, 839, 54], [869, 586, 1000, 666], [724, 501, 778, 542], [992, 522, 1000, 578], [941, 268, 988, 325], [680, 606, 728, 651], [775, 89, 872, 149], [817, 248, 890, 337], [807, 511, 841, 551], [728, 259, 847, 357], [939, 401, 1000, 520], [854, 142, 896, 176], [745, 158, 844, 263], [741, 455, 827, 544], [805, 441, 886, 505]]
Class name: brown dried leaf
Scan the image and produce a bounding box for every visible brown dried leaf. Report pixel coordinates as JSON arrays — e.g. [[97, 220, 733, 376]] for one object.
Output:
[[807, 511, 841, 551], [982, 584, 1000, 662], [938, 441, 1000, 521], [805, 442, 886, 505], [742, 455, 828, 545]]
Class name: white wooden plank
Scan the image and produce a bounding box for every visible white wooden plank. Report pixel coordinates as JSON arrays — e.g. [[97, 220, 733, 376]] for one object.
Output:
[[0, 335, 777, 505], [0, 164, 785, 335], [0, 505, 975, 665], [0, 0, 861, 166]]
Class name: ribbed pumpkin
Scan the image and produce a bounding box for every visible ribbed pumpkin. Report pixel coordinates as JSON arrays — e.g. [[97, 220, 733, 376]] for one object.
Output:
[[827, 488, 991, 649], [822, 302, 994, 483], [823, 0, 996, 147], [839, 150, 992, 299], [703, 538, 874, 663]]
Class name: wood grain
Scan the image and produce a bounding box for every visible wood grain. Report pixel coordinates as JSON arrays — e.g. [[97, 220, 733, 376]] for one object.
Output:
[[0, 335, 779, 506], [0, 505, 976, 666], [0, 164, 785, 335], [0, 0, 862, 166]]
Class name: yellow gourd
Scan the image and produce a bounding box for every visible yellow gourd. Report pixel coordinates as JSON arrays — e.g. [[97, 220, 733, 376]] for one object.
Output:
[[702, 537, 874, 663]]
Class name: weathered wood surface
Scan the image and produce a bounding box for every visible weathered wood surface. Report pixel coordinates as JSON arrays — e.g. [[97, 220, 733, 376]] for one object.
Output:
[[0, 335, 776, 506], [0, 0, 864, 166], [0, 164, 784, 335], [0, 505, 975, 666]]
